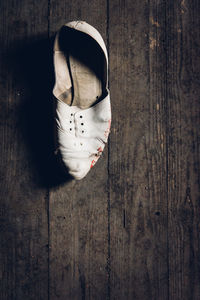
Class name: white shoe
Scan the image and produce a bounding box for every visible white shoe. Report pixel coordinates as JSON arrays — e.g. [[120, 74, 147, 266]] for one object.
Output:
[[53, 21, 111, 180]]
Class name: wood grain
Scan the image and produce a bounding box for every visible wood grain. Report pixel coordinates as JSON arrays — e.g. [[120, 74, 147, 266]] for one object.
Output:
[[166, 1, 200, 299], [0, 1, 49, 299], [108, 0, 168, 299], [0, 0, 200, 299]]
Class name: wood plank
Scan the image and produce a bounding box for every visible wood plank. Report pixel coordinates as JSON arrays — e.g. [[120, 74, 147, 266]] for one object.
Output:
[[48, 2, 109, 299], [108, 0, 169, 299], [0, 1, 49, 299], [166, 1, 200, 299]]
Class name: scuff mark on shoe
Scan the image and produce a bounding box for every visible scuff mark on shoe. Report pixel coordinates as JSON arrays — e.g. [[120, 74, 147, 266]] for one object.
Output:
[[104, 119, 111, 138]]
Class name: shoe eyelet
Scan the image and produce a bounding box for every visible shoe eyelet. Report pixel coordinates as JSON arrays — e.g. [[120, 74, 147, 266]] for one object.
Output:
[[81, 123, 84, 125], [80, 143, 83, 146], [82, 130, 84, 133], [71, 113, 73, 116], [70, 121, 72, 123], [70, 128, 72, 131], [80, 115, 83, 118]]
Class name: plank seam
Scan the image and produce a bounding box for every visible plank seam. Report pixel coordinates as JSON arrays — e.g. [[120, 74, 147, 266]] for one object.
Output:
[[106, 0, 111, 298], [164, 2, 170, 299], [47, 0, 51, 299]]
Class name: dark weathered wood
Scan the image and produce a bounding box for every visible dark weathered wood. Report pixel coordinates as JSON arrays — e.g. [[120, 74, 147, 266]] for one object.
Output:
[[108, 0, 169, 299], [48, 2, 109, 299], [166, 1, 200, 299], [0, 0, 200, 299], [0, 1, 49, 300]]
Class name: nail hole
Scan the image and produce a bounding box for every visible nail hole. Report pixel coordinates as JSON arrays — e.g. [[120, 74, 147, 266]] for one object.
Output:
[[155, 211, 160, 216]]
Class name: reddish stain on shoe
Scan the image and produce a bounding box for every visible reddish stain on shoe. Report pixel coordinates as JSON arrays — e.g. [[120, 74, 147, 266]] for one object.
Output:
[[97, 146, 103, 152], [90, 159, 96, 168], [104, 119, 111, 138]]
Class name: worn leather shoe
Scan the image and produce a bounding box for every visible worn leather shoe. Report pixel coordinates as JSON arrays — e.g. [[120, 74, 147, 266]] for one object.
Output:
[[53, 21, 111, 180]]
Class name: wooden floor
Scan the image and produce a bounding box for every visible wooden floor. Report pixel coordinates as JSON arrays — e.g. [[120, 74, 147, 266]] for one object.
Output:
[[0, 0, 200, 299]]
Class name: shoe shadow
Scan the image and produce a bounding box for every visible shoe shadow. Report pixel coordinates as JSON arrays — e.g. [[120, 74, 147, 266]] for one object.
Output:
[[6, 35, 73, 188]]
